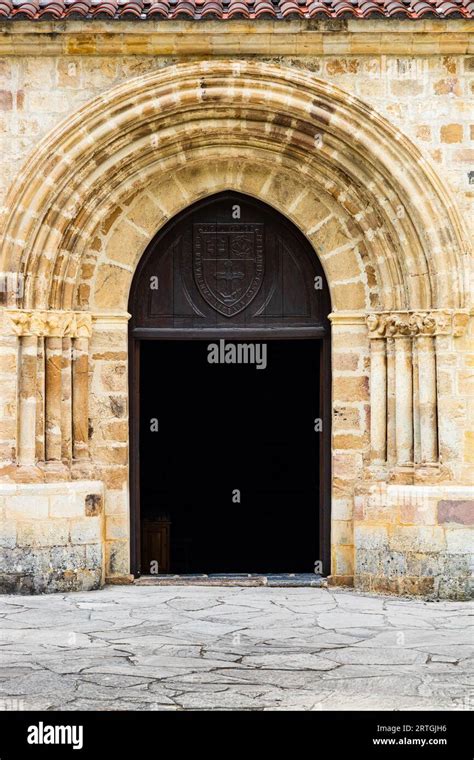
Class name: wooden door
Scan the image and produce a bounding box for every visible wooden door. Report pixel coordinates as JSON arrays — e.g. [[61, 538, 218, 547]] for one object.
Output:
[[129, 191, 331, 576]]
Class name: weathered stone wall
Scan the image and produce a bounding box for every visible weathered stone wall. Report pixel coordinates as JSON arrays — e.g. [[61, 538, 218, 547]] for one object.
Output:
[[0, 481, 104, 593], [355, 485, 474, 599], [0, 20, 473, 237], [0, 20, 472, 596]]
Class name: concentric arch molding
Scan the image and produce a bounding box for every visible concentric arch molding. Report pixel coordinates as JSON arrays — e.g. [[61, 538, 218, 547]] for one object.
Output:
[[0, 60, 470, 313]]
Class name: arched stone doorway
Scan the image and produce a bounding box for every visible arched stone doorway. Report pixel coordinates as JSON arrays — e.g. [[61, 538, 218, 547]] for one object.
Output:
[[0, 61, 471, 596], [128, 191, 331, 576]]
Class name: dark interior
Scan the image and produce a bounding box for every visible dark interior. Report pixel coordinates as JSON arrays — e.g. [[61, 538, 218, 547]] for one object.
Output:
[[139, 338, 320, 574]]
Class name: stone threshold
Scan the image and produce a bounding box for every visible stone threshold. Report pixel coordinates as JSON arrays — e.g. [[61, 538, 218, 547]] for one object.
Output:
[[133, 573, 327, 587]]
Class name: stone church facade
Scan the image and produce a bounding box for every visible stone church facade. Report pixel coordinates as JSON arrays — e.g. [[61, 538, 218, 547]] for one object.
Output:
[[0, 9, 473, 597]]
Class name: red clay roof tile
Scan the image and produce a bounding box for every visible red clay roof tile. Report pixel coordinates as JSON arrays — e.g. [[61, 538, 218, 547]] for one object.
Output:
[[0, 0, 473, 19]]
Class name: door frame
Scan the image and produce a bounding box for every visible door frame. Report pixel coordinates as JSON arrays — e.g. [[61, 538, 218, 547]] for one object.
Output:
[[129, 328, 331, 578]]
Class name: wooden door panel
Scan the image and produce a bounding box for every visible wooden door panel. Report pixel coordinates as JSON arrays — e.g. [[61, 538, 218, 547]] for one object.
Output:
[[130, 193, 330, 332]]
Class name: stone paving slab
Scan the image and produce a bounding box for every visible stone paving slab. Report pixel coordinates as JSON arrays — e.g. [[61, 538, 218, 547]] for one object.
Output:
[[135, 574, 325, 587], [0, 586, 472, 711]]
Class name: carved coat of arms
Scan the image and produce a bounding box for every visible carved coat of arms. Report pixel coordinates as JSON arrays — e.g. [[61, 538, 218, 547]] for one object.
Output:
[[193, 223, 264, 317]]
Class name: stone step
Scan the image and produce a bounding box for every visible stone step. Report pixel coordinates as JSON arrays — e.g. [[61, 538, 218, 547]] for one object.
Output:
[[134, 573, 327, 588]]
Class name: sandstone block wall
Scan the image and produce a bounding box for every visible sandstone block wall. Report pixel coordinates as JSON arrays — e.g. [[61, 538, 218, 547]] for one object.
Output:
[[0, 481, 104, 593], [0, 20, 472, 596], [355, 485, 474, 599]]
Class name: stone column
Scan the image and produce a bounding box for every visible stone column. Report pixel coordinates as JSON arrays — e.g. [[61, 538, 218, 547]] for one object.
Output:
[[5, 309, 93, 467], [61, 336, 73, 463], [0, 334, 17, 463], [35, 335, 45, 462], [412, 341, 421, 465], [369, 338, 387, 464], [386, 337, 396, 466], [394, 336, 413, 465], [18, 334, 38, 466], [45, 336, 63, 461], [416, 335, 438, 463], [366, 311, 453, 470], [72, 336, 89, 460]]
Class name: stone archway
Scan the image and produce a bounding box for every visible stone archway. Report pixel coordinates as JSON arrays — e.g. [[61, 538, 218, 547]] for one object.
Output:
[[0, 60, 469, 313], [128, 190, 332, 577], [0, 61, 471, 595]]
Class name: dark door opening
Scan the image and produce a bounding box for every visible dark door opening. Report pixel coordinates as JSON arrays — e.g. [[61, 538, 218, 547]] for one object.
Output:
[[128, 190, 332, 578], [139, 339, 320, 574]]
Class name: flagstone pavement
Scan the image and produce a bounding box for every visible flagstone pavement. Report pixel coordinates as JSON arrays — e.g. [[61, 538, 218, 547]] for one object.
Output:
[[0, 586, 472, 711]]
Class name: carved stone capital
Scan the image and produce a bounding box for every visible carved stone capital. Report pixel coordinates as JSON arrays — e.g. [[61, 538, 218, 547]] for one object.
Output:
[[3, 310, 92, 338], [366, 310, 468, 339]]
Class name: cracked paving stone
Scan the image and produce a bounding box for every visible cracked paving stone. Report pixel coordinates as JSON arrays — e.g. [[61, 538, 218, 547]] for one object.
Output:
[[317, 611, 386, 629], [322, 647, 428, 665], [0, 586, 471, 710], [240, 653, 339, 670]]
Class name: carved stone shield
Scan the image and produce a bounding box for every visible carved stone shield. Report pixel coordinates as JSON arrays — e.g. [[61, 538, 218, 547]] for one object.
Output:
[[193, 223, 264, 317]]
